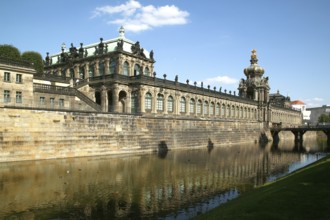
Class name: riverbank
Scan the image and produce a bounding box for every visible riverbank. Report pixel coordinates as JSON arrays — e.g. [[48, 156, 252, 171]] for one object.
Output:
[[193, 154, 330, 220]]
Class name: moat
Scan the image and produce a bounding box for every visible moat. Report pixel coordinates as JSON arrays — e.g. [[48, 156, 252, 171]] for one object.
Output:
[[0, 139, 328, 219]]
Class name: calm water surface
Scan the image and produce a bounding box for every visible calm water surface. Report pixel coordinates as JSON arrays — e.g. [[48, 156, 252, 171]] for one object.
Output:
[[0, 140, 328, 219]]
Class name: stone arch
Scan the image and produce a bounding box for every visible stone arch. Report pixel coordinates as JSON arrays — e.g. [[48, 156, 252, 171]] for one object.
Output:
[[144, 66, 151, 76], [118, 90, 127, 113]]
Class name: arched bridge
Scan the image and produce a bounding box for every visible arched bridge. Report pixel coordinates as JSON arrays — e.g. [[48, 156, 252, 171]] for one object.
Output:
[[270, 125, 330, 146]]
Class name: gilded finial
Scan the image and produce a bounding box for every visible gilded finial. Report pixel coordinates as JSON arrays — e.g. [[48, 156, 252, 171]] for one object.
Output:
[[251, 49, 257, 59]]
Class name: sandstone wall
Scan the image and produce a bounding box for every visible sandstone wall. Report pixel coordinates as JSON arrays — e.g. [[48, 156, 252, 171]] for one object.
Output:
[[0, 108, 264, 162]]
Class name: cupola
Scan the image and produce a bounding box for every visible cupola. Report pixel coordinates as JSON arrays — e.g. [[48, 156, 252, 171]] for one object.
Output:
[[244, 49, 265, 78]]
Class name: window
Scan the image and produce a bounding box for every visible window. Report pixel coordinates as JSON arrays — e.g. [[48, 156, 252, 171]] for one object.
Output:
[[50, 98, 55, 107], [157, 94, 164, 111], [216, 103, 220, 115], [99, 62, 105, 76], [145, 93, 152, 111], [180, 97, 186, 113], [144, 67, 150, 76], [16, 74, 22, 83], [123, 61, 129, 76], [167, 96, 174, 112], [210, 102, 215, 115], [39, 97, 45, 105], [59, 99, 64, 107], [204, 101, 209, 115], [134, 64, 141, 76], [16, 91, 22, 103], [61, 69, 66, 77], [197, 100, 202, 114], [89, 64, 94, 77], [79, 67, 85, 79], [4, 72, 10, 82], [190, 99, 195, 114], [110, 60, 116, 74], [70, 68, 74, 78], [221, 104, 225, 117], [4, 90, 10, 103]]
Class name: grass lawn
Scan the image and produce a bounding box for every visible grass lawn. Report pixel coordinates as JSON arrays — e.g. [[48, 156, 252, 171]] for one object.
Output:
[[193, 155, 330, 220]]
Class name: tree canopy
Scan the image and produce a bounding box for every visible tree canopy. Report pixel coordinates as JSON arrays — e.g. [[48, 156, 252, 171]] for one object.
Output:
[[21, 51, 44, 74], [318, 113, 330, 124], [0, 44, 21, 60]]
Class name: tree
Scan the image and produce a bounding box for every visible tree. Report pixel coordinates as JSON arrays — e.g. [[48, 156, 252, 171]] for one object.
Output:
[[0, 44, 21, 60], [318, 113, 330, 124], [21, 51, 44, 74]]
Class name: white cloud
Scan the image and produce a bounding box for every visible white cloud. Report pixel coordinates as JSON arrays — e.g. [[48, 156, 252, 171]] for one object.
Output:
[[304, 97, 325, 108], [92, 0, 189, 32], [202, 76, 238, 86]]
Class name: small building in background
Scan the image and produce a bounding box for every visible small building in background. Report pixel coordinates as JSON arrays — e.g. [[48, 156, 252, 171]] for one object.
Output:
[[307, 105, 330, 125], [291, 100, 311, 123]]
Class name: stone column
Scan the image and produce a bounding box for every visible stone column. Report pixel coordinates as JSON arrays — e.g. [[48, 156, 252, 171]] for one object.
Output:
[[185, 96, 190, 116], [105, 58, 110, 75], [163, 93, 168, 115], [112, 84, 119, 113], [126, 89, 132, 114], [139, 87, 145, 114], [95, 60, 99, 77], [74, 65, 79, 79], [174, 93, 180, 115], [85, 62, 89, 78], [152, 91, 157, 114], [101, 85, 108, 112]]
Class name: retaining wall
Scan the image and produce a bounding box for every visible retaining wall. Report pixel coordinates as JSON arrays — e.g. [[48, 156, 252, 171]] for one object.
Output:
[[0, 107, 266, 162]]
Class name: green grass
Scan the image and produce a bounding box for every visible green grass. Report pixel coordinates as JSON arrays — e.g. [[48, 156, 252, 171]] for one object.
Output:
[[193, 155, 330, 220]]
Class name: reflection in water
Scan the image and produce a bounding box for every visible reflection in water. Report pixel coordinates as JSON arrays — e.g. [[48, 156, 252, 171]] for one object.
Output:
[[0, 140, 327, 219]]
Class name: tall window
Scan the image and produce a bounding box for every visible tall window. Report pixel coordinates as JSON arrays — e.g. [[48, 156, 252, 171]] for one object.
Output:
[[210, 102, 215, 115], [216, 103, 220, 116], [240, 107, 243, 118], [197, 100, 202, 114], [157, 94, 164, 111], [167, 96, 174, 112], [134, 64, 141, 76], [221, 104, 225, 117], [99, 62, 105, 76], [110, 60, 116, 74], [79, 67, 85, 79], [180, 97, 186, 113], [204, 101, 209, 115], [131, 92, 138, 113], [145, 92, 152, 111], [16, 91, 22, 103], [50, 98, 55, 108], [39, 97, 45, 105], [123, 61, 129, 76], [4, 90, 10, 103], [70, 68, 74, 78], [59, 99, 64, 107], [89, 64, 94, 77], [231, 106, 235, 118], [4, 72, 10, 82], [16, 74, 22, 83], [144, 67, 150, 76], [190, 99, 195, 114]]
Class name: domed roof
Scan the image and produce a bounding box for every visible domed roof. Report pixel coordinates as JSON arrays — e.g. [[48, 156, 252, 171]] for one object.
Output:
[[291, 100, 305, 105], [244, 49, 265, 78]]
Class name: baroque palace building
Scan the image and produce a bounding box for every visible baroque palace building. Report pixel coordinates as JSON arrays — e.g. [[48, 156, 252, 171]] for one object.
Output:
[[1, 27, 302, 127]]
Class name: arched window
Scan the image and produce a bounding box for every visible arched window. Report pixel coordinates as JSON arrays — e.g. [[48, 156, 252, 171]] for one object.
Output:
[[244, 107, 247, 118], [110, 60, 116, 74], [204, 101, 209, 115], [227, 105, 230, 117], [248, 108, 251, 119], [131, 92, 138, 114], [157, 94, 164, 111], [145, 92, 152, 111], [197, 100, 202, 114], [210, 102, 215, 115], [216, 103, 220, 116], [99, 62, 105, 76], [180, 97, 186, 113], [190, 98, 195, 114], [221, 104, 225, 117], [231, 105, 235, 118], [123, 61, 129, 76], [240, 107, 243, 118], [167, 96, 174, 113], [134, 64, 141, 76], [70, 68, 74, 78], [144, 67, 150, 76], [236, 106, 239, 118]]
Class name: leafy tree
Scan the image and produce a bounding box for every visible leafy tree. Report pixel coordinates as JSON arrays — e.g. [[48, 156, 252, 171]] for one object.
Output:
[[318, 113, 330, 123], [21, 51, 44, 74], [0, 44, 21, 60]]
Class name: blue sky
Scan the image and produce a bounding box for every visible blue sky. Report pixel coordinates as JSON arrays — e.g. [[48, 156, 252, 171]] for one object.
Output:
[[1, 0, 329, 107]]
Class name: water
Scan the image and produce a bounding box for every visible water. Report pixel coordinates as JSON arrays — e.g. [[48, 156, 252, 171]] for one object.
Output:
[[0, 140, 328, 219]]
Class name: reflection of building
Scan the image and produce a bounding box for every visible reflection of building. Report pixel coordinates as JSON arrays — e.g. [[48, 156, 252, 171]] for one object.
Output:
[[0, 27, 302, 126], [307, 105, 330, 125], [291, 100, 311, 123]]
